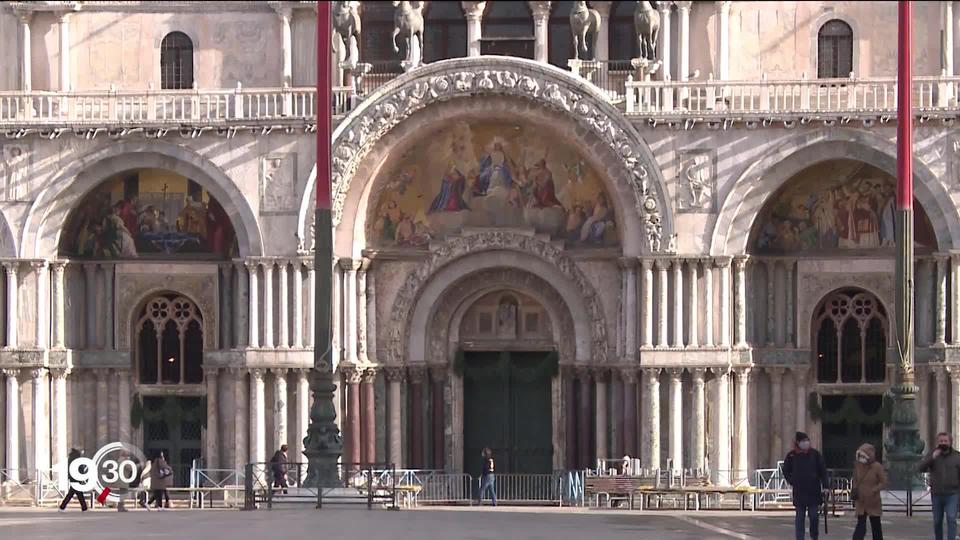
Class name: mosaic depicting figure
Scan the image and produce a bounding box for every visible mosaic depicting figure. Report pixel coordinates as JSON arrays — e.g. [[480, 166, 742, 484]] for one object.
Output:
[[62, 171, 237, 258], [754, 161, 935, 253], [368, 121, 618, 248]]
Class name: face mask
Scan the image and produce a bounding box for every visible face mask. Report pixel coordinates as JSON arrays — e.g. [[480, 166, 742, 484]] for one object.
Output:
[[857, 455, 869, 464], [939, 444, 950, 453], [798, 441, 811, 451]]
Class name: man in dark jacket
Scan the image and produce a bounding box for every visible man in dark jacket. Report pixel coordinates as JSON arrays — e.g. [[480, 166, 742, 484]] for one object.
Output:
[[58, 448, 89, 512], [270, 444, 289, 494], [918, 432, 960, 540], [783, 432, 828, 540]]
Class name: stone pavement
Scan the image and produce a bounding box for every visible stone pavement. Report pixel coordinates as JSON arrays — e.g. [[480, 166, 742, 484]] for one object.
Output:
[[0, 506, 935, 540]]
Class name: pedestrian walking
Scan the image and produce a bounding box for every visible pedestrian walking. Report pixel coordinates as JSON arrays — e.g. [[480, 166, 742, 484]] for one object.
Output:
[[58, 448, 89, 512], [783, 432, 828, 540], [851, 443, 886, 540], [918, 432, 960, 540], [476, 447, 497, 506], [270, 444, 289, 494], [138, 458, 152, 509], [147, 452, 172, 510]]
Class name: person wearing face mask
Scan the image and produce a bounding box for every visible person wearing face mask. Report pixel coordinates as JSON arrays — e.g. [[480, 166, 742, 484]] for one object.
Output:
[[783, 432, 829, 540], [851, 443, 886, 540], [918, 432, 960, 540]]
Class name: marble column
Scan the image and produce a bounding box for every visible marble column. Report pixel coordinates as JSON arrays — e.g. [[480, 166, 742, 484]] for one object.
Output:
[[530, 1, 551, 64], [563, 366, 577, 469], [622, 368, 638, 457], [952, 255, 960, 345], [734, 367, 751, 482], [51, 369, 68, 490], [718, 259, 731, 347], [293, 261, 304, 348], [219, 264, 233, 348], [202, 368, 219, 468], [307, 260, 317, 348], [462, 1, 485, 57], [677, 1, 691, 82], [951, 368, 960, 445], [363, 368, 378, 466], [32, 368, 49, 475], [16, 10, 32, 92], [658, 3, 673, 80], [715, 1, 731, 80], [768, 367, 784, 465], [688, 260, 698, 347], [668, 369, 683, 471], [278, 261, 289, 349], [794, 366, 809, 436], [672, 260, 684, 348], [102, 263, 114, 349], [340, 259, 360, 365], [233, 368, 248, 469], [945, 1, 955, 76], [117, 369, 130, 445], [641, 259, 654, 348], [234, 261, 247, 348], [56, 10, 71, 91], [277, 6, 293, 86], [408, 366, 426, 469], [643, 368, 661, 469], [785, 261, 795, 346], [918, 366, 931, 448], [3, 262, 18, 348], [4, 369, 19, 482], [296, 369, 310, 461], [51, 262, 65, 348], [263, 261, 275, 348], [936, 365, 949, 435], [766, 260, 776, 346], [692, 368, 706, 471], [733, 258, 748, 348], [385, 367, 405, 468], [430, 366, 446, 469], [937, 256, 948, 346], [246, 261, 260, 348], [32, 262, 47, 349], [357, 260, 370, 364], [343, 366, 362, 465], [656, 260, 669, 347], [595, 368, 608, 461], [622, 258, 638, 359], [577, 367, 593, 468], [272, 369, 287, 452], [593, 1, 613, 61], [249, 368, 266, 465], [95, 369, 109, 448], [714, 367, 731, 483], [703, 260, 715, 346]]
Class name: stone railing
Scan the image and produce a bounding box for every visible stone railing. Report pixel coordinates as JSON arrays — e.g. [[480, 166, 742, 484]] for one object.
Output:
[[0, 85, 356, 126], [623, 74, 960, 118]]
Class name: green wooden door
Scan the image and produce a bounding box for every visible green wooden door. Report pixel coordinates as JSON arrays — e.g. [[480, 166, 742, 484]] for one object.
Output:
[[142, 396, 204, 487], [463, 351, 553, 475], [820, 395, 884, 471]]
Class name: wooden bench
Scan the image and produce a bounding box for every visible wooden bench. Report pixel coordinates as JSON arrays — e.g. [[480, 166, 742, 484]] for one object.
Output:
[[584, 476, 655, 509]]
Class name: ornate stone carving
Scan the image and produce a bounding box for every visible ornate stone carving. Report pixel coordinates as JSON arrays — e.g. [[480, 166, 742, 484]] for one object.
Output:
[[115, 270, 218, 350], [407, 365, 426, 384], [260, 153, 297, 213], [619, 367, 639, 383], [429, 365, 447, 383], [676, 149, 716, 213], [361, 367, 377, 383], [322, 57, 670, 251], [388, 231, 607, 364], [384, 366, 406, 382], [342, 366, 363, 385], [1, 144, 29, 202]]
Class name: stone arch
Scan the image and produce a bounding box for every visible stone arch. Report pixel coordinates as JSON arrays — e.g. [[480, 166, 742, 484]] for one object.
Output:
[[0, 209, 18, 258], [796, 273, 894, 350], [389, 231, 607, 365], [710, 128, 960, 256], [428, 268, 577, 367], [21, 140, 264, 258], [809, 287, 891, 385], [123, 283, 216, 352], [302, 55, 672, 256]]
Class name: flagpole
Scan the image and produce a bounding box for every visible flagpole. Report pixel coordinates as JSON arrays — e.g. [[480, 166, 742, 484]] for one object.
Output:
[[303, 0, 342, 489], [887, 0, 924, 490]]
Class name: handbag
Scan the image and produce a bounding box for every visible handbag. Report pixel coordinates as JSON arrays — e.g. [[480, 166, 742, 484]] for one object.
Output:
[[158, 466, 173, 479]]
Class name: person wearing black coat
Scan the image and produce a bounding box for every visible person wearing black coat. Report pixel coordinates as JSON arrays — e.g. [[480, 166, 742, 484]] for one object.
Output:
[[270, 445, 289, 494], [782, 432, 828, 540], [58, 448, 89, 512]]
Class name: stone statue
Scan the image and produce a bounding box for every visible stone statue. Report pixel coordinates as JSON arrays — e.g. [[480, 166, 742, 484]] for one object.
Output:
[[332, 1, 361, 68], [635, 1, 661, 61], [569, 0, 601, 60], [392, 1, 425, 69]]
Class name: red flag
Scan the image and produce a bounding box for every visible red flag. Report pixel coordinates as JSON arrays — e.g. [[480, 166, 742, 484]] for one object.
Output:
[[96, 488, 111, 504]]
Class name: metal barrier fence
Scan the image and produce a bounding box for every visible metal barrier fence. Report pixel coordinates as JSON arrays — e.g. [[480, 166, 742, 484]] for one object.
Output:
[[243, 462, 398, 510]]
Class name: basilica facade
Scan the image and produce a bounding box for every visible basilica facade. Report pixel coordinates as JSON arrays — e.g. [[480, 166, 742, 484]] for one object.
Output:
[[0, 0, 959, 494]]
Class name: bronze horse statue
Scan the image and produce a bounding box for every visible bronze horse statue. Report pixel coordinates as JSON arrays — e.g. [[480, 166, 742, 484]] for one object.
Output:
[[332, 1, 361, 66], [635, 0, 661, 61], [392, 1, 425, 66], [570, 1, 601, 60]]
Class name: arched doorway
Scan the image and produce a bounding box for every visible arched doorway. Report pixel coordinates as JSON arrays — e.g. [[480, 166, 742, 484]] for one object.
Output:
[[812, 288, 889, 470], [459, 291, 556, 475], [135, 293, 205, 486]]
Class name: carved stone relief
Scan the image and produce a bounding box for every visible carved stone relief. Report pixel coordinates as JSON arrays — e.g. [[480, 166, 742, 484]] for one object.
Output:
[[115, 270, 219, 350], [949, 136, 960, 186], [260, 153, 297, 213], [676, 149, 715, 213], [1, 143, 30, 201]]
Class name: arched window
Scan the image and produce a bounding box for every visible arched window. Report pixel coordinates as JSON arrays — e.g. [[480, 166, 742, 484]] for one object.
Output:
[[817, 20, 853, 78], [137, 294, 203, 385], [424, 1, 467, 62], [609, 1, 639, 61], [814, 290, 887, 384], [482, 1, 535, 58], [160, 32, 194, 89]]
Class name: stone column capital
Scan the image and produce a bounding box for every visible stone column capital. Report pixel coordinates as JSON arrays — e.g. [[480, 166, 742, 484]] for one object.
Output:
[[428, 365, 447, 383], [302, 258, 315, 271], [269, 367, 288, 377], [51, 260, 67, 272], [92, 368, 110, 379], [461, 1, 487, 20], [767, 366, 786, 378], [249, 368, 265, 381], [230, 367, 247, 378], [643, 367, 662, 381], [590, 1, 614, 17], [574, 365, 593, 382], [362, 367, 378, 383], [709, 366, 729, 377], [49, 367, 70, 379], [640, 258, 654, 270], [407, 365, 427, 384], [112, 368, 130, 378], [243, 259, 259, 271], [341, 365, 362, 384], [30, 260, 48, 271], [203, 367, 220, 378], [667, 367, 684, 381], [658, 2, 673, 15], [528, 1, 552, 19], [29, 367, 46, 380], [13, 8, 34, 25], [734, 366, 753, 380], [590, 366, 609, 382], [733, 256, 749, 270], [714, 256, 732, 268], [948, 366, 960, 381], [691, 367, 707, 382], [1, 368, 19, 379], [260, 258, 276, 271], [384, 366, 406, 383], [618, 257, 637, 270], [716, 0, 732, 10], [338, 258, 362, 272], [654, 258, 670, 271], [1, 261, 18, 273], [619, 367, 639, 383]]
